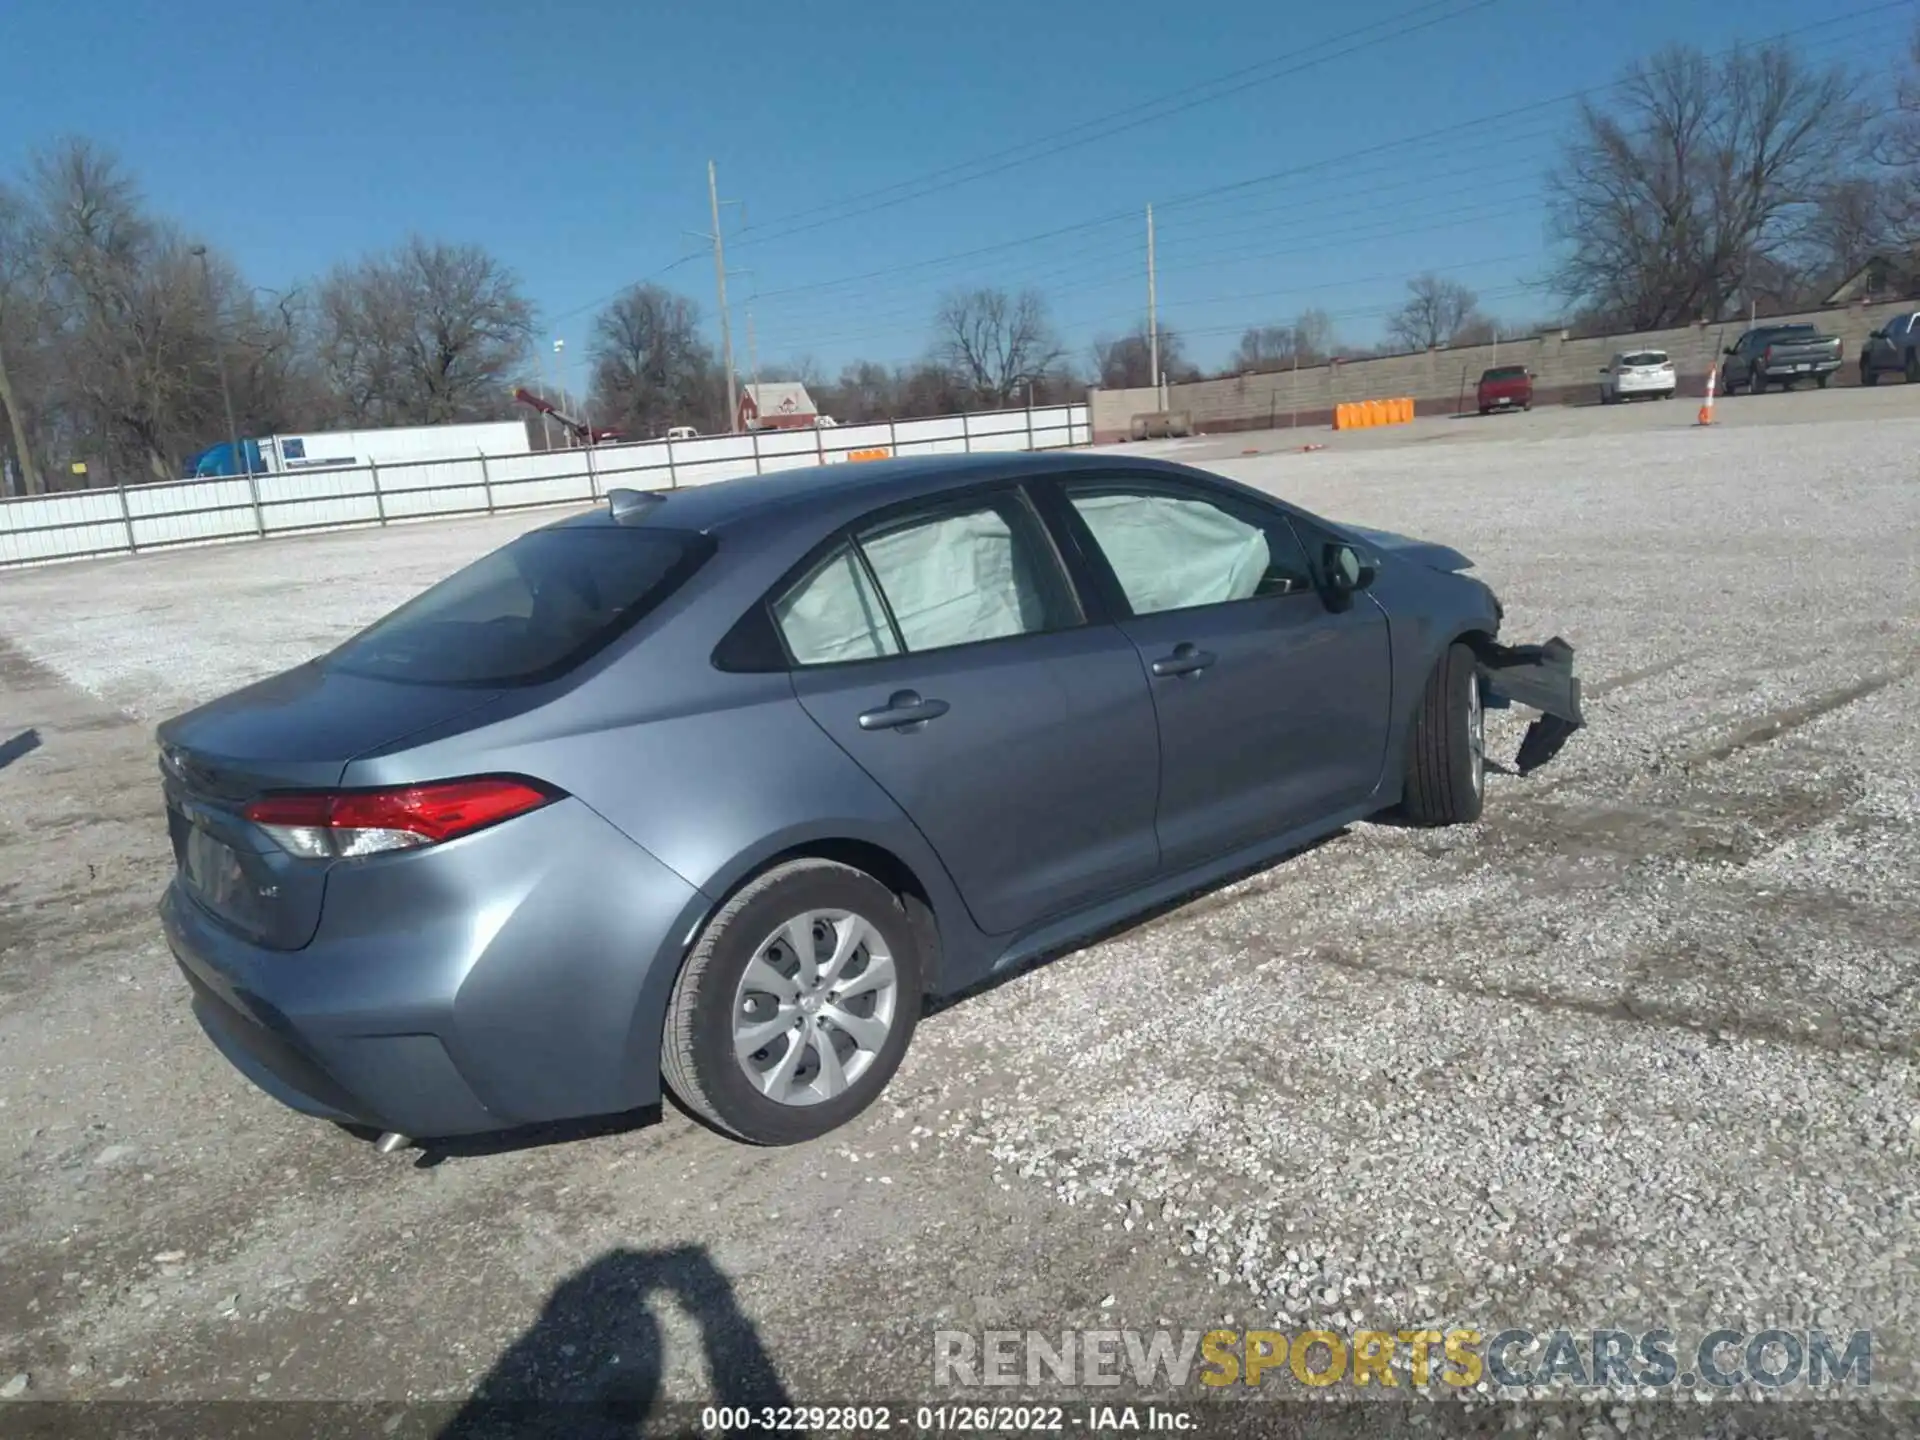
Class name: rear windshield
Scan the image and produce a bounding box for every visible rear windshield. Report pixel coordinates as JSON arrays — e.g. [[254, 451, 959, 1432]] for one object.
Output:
[[1761, 326, 1817, 340], [1481, 366, 1527, 380], [325, 525, 709, 687], [1622, 351, 1668, 366]]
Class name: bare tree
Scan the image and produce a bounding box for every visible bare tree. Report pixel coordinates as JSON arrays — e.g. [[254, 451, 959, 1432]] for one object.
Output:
[[317, 237, 534, 427], [822, 360, 895, 424], [26, 139, 240, 481], [588, 284, 716, 438], [0, 182, 47, 494], [1092, 321, 1194, 389], [1231, 308, 1338, 373], [933, 287, 1065, 406], [1547, 42, 1868, 328], [1385, 273, 1488, 351]]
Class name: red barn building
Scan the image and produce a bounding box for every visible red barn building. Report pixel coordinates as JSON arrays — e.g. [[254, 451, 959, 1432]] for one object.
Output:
[[737, 382, 817, 432]]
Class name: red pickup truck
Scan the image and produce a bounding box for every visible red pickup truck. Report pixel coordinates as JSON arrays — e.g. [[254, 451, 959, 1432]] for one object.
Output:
[[1476, 365, 1533, 415]]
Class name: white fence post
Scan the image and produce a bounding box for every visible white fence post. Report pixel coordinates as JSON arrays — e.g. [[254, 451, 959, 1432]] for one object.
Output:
[[479, 454, 495, 513], [752, 430, 763, 476], [962, 411, 973, 454], [667, 441, 679, 490], [1026, 405, 1035, 452], [370, 461, 387, 526], [586, 444, 599, 500]]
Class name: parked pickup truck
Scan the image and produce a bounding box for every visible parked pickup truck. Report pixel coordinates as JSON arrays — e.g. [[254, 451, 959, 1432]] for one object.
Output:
[[1858, 312, 1920, 385], [1720, 324, 1843, 394], [1476, 365, 1533, 415]]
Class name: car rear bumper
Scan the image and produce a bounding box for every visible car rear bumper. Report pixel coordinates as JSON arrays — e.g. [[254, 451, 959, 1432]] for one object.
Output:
[[1760, 362, 1840, 377], [1612, 376, 1673, 394], [160, 797, 706, 1139]]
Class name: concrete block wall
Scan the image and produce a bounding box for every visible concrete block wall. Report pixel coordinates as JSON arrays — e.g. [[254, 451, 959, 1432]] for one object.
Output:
[[1088, 298, 1919, 441]]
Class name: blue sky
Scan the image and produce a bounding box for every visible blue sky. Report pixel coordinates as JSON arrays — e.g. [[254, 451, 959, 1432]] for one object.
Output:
[[1, 0, 1909, 389]]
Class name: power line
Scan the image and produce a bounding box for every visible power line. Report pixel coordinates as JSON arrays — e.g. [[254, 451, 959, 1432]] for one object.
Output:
[[734, 5, 1900, 323], [731, 0, 1507, 249]]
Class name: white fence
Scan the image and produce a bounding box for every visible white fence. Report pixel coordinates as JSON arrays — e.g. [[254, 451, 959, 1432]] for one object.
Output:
[[0, 403, 1091, 569]]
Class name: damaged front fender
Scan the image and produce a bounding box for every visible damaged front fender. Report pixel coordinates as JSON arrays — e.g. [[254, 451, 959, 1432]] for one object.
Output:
[[1476, 636, 1584, 776]]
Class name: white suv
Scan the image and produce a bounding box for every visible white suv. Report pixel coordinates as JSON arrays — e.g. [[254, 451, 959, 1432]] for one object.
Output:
[[1599, 350, 1678, 403]]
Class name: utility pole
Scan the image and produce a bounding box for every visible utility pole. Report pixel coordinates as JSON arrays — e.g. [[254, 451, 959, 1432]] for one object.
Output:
[[747, 308, 762, 398], [0, 335, 44, 495], [1145, 203, 1159, 408], [190, 245, 259, 534], [708, 160, 739, 432]]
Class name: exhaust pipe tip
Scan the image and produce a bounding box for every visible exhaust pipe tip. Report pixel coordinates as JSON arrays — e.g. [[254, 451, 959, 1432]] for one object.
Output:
[[373, 1131, 413, 1155]]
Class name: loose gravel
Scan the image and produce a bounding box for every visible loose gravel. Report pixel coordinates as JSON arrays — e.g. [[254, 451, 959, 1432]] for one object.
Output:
[[0, 394, 1914, 1424]]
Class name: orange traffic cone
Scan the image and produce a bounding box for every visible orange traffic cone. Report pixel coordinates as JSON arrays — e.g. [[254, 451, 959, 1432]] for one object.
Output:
[[1696, 365, 1718, 426]]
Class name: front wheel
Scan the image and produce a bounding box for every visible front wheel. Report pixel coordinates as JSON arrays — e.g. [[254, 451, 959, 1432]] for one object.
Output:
[[1815, 372, 1830, 389], [1400, 642, 1485, 827], [1751, 372, 1767, 394], [662, 859, 923, 1145]]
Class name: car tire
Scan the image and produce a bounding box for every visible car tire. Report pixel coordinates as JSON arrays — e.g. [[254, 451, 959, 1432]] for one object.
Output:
[[662, 859, 922, 1145], [1400, 642, 1485, 828], [1815, 372, 1830, 389], [1863, 362, 1878, 386], [1751, 372, 1767, 394], [1905, 351, 1919, 384]]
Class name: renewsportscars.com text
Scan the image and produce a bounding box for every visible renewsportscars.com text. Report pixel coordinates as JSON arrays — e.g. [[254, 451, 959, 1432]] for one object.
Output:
[[933, 1327, 1873, 1391]]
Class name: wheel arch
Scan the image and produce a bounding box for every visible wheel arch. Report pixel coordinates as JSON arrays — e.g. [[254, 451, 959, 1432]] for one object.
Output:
[[622, 826, 967, 1110]]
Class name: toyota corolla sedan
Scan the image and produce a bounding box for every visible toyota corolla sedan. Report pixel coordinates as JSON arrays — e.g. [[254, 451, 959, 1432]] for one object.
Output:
[[156, 453, 1583, 1151]]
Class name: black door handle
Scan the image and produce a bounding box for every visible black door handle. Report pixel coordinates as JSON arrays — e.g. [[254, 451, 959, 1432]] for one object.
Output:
[[1150, 644, 1216, 678], [858, 690, 950, 731]]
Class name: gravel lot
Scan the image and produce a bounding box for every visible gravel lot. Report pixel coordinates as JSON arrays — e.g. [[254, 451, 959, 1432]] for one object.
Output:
[[1, 388, 1916, 1430]]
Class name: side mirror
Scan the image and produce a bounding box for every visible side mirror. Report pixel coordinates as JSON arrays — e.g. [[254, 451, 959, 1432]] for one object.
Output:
[[1870, 329, 1886, 340], [1724, 346, 1738, 356], [1598, 367, 1608, 374], [1324, 542, 1377, 597]]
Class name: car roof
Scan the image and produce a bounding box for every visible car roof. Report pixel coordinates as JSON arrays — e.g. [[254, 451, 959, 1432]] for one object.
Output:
[[551, 450, 1205, 536]]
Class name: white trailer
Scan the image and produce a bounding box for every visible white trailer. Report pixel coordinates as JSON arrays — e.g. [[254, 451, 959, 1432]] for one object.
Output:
[[191, 421, 534, 478], [260, 421, 531, 473]]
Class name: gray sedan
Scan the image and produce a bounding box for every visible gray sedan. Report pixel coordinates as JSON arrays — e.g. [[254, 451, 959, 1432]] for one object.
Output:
[[156, 453, 1583, 1150]]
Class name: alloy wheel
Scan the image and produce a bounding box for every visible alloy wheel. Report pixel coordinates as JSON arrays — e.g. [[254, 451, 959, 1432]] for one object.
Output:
[[732, 909, 899, 1107]]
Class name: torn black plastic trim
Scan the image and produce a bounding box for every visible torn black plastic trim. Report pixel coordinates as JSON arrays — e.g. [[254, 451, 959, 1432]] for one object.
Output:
[[1475, 635, 1584, 777]]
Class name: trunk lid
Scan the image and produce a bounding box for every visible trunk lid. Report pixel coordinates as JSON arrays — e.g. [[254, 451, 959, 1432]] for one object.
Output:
[[155, 663, 504, 949]]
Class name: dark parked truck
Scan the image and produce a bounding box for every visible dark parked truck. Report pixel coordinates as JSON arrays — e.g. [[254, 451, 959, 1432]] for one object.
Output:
[[1720, 324, 1843, 394], [1476, 365, 1532, 415]]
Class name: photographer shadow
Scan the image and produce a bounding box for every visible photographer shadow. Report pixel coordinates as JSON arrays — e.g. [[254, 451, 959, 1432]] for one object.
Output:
[[438, 1244, 791, 1439]]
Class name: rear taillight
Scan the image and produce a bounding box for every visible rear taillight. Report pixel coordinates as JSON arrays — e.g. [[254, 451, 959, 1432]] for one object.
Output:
[[244, 777, 560, 859]]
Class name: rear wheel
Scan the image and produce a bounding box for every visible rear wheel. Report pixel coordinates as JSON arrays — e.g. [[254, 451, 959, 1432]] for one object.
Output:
[[1400, 642, 1485, 827], [1751, 371, 1768, 394], [1815, 372, 1830, 389], [662, 859, 922, 1145], [1905, 350, 1919, 384], [1863, 361, 1878, 386]]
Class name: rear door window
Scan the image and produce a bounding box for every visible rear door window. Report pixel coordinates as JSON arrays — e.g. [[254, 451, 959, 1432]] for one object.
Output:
[[326, 525, 709, 686], [772, 544, 901, 665], [770, 491, 1079, 664]]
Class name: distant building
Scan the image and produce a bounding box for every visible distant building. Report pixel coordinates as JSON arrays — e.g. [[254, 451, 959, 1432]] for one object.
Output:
[[737, 382, 817, 432], [1823, 254, 1920, 306]]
